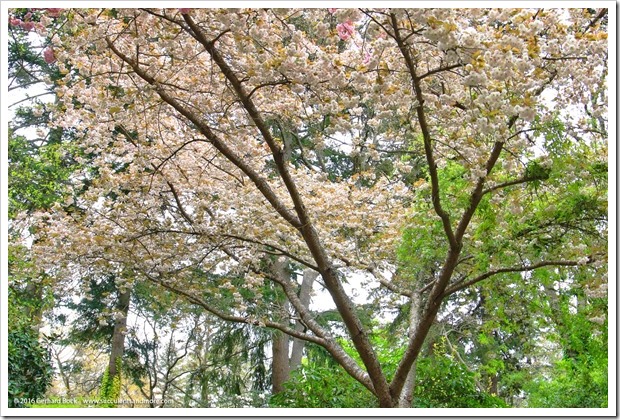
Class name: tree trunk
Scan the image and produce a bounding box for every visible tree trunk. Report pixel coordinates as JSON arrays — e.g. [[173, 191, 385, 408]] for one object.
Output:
[[271, 257, 291, 394], [53, 347, 72, 396], [489, 374, 499, 396], [108, 287, 131, 379], [399, 292, 422, 407], [289, 269, 317, 370], [272, 330, 290, 394], [24, 282, 43, 334]]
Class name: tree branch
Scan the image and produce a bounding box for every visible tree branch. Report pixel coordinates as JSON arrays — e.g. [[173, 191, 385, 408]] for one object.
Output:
[[390, 12, 457, 250], [105, 36, 303, 230], [265, 270, 375, 393], [482, 176, 540, 195], [141, 270, 327, 346], [181, 14, 390, 402], [441, 260, 583, 297], [418, 63, 463, 80], [221, 233, 320, 272]]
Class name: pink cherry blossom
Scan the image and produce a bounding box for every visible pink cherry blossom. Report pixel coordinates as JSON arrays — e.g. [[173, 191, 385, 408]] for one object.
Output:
[[45, 8, 64, 18], [43, 47, 56, 64], [328, 8, 337, 14], [9, 17, 22, 27], [20, 21, 35, 31], [336, 20, 355, 41], [178, 8, 191, 15]]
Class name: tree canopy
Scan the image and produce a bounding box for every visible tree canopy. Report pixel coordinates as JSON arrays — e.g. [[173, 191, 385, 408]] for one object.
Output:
[[7, 7, 609, 410]]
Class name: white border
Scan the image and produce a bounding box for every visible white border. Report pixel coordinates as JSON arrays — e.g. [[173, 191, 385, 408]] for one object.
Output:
[[1, 1, 616, 417]]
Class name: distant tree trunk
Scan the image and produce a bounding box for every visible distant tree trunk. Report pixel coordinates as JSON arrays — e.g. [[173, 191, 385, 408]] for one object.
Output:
[[489, 374, 499, 396], [108, 287, 131, 379], [271, 257, 291, 394], [24, 282, 43, 333], [272, 330, 290, 394], [53, 347, 72, 396], [289, 269, 317, 370], [399, 291, 422, 407]]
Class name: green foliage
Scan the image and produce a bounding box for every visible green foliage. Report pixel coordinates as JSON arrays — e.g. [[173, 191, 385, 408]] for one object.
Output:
[[525, 282, 607, 408], [270, 343, 377, 408], [414, 353, 506, 408], [8, 247, 54, 408], [525, 319, 607, 409], [98, 358, 122, 407], [62, 275, 118, 344], [271, 333, 503, 408], [8, 328, 54, 407], [8, 128, 77, 218]]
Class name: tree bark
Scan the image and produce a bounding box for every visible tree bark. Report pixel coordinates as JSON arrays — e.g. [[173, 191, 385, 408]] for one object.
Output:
[[271, 257, 291, 394], [108, 286, 131, 379], [489, 374, 499, 396], [24, 282, 43, 334], [398, 292, 422, 407], [289, 269, 317, 370], [271, 330, 290, 394]]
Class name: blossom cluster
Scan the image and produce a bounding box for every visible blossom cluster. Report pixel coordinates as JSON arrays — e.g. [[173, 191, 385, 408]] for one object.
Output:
[[25, 8, 608, 326]]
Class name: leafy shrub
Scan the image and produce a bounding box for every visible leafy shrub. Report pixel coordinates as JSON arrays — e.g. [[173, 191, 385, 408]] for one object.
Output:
[[8, 328, 53, 407]]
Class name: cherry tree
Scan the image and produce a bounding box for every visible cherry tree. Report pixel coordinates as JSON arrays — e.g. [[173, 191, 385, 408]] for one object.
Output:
[[27, 8, 608, 407]]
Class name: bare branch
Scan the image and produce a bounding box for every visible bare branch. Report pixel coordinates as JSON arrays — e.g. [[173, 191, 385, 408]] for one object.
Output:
[[582, 8, 607, 34], [164, 180, 194, 226]]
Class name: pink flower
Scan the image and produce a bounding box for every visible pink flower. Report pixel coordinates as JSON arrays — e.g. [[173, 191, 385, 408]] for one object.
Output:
[[363, 50, 372, 64], [43, 47, 56, 64], [178, 8, 190, 15], [336, 20, 355, 41], [328, 8, 337, 14], [20, 21, 35, 31], [9, 17, 22, 26], [45, 8, 64, 18]]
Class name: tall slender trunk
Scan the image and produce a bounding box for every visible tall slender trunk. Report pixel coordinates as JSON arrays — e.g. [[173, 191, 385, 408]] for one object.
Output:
[[399, 292, 422, 407], [289, 269, 317, 370], [53, 347, 72, 396], [271, 257, 291, 394], [489, 374, 499, 396], [108, 287, 131, 379], [271, 331, 290, 394], [24, 282, 43, 334]]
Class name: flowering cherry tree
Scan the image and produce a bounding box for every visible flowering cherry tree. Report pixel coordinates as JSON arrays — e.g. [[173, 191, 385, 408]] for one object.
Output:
[[24, 8, 608, 407]]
